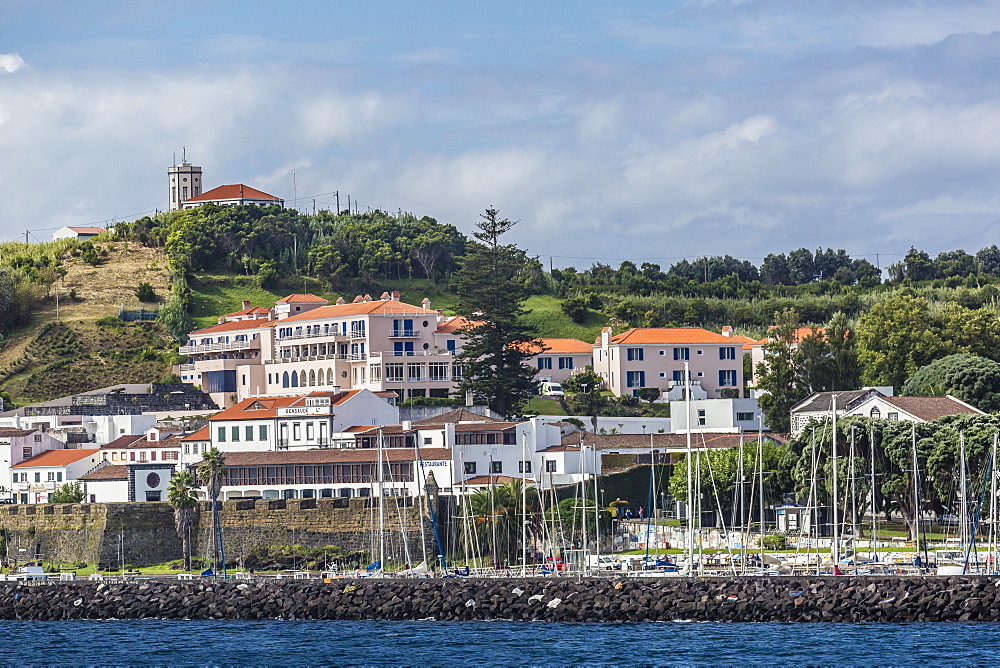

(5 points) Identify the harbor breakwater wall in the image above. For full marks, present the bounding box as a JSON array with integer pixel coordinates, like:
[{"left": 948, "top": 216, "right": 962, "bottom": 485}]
[
  {"left": 0, "top": 499, "right": 429, "bottom": 569},
  {"left": 3, "top": 576, "right": 1000, "bottom": 622}
]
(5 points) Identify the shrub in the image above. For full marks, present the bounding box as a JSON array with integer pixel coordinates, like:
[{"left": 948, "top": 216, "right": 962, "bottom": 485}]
[
  {"left": 95, "top": 316, "right": 122, "bottom": 329},
  {"left": 135, "top": 282, "right": 156, "bottom": 303}
]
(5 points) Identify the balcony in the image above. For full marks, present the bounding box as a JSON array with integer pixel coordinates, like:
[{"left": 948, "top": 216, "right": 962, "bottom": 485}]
[
  {"left": 179, "top": 340, "right": 254, "bottom": 354},
  {"left": 389, "top": 329, "right": 421, "bottom": 338},
  {"left": 277, "top": 329, "right": 344, "bottom": 342},
  {"left": 178, "top": 363, "right": 196, "bottom": 371},
  {"left": 346, "top": 330, "right": 367, "bottom": 340}
]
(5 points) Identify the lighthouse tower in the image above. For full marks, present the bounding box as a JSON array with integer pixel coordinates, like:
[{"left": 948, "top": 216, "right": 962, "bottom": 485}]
[{"left": 168, "top": 149, "right": 203, "bottom": 211}]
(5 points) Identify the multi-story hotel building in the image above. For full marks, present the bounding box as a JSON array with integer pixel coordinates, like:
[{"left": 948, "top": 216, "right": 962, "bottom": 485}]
[{"left": 178, "top": 292, "right": 467, "bottom": 407}]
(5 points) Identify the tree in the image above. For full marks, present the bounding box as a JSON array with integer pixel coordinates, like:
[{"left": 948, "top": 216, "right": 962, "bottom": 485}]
[
  {"left": 902, "top": 354, "right": 1000, "bottom": 412},
  {"left": 856, "top": 295, "right": 944, "bottom": 390},
  {"left": 464, "top": 480, "right": 538, "bottom": 564},
  {"left": 636, "top": 387, "right": 661, "bottom": 407},
  {"left": 135, "top": 282, "right": 156, "bottom": 303},
  {"left": 825, "top": 311, "right": 861, "bottom": 390},
  {"left": 453, "top": 208, "right": 542, "bottom": 417},
  {"left": 199, "top": 448, "right": 227, "bottom": 572},
  {"left": 48, "top": 482, "right": 84, "bottom": 503},
  {"left": 796, "top": 327, "right": 833, "bottom": 394},
  {"left": 563, "top": 366, "right": 608, "bottom": 430},
  {"left": 167, "top": 470, "right": 199, "bottom": 571},
  {"left": 755, "top": 309, "right": 808, "bottom": 433}
]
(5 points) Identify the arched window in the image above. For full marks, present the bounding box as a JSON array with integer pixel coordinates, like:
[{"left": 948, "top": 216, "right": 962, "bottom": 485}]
[
  {"left": 309, "top": 370, "right": 316, "bottom": 386},
  {"left": 282, "top": 371, "right": 289, "bottom": 388},
  {"left": 318, "top": 369, "right": 325, "bottom": 386},
  {"left": 870, "top": 406, "right": 881, "bottom": 418},
  {"left": 291, "top": 371, "right": 299, "bottom": 387},
  {"left": 328, "top": 368, "right": 335, "bottom": 385}
]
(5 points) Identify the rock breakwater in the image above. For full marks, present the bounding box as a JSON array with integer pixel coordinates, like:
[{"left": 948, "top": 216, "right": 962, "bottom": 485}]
[{"left": 3, "top": 576, "right": 1000, "bottom": 622}]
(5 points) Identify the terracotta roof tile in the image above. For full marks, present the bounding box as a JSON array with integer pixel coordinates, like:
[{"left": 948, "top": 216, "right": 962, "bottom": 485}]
[
  {"left": 523, "top": 338, "right": 594, "bottom": 354},
  {"left": 13, "top": 449, "right": 100, "bottom": 468},
  {"left": 181, "top": 426, "right": 210, "bottom": 441},
  {"left": 609, "top": 328, "right": 736, "bottom": 345},
  {"left": 209, "top": 391, "right": 361, "bottom": 421},
  {"left": 278, "top": 299, "right": 438, "bottom": 323},
  {"left": 188, "top": 319, "right": 275, "bottom": 336},
  {"left": 66, "top": 226, "right": 105, "bottom": 234},
  {"left": 101, "top": 435, "right": 144, "bottom": 450},
  {"left": 412, "top": 408, "right": 503, "bottom": 427},
  {"left": 435, "top": 316, "right": 477, "bottom": 334},
  {"left": 78, "top": 464, "right": 128, "bottom": 481},
  {"left": 184, "top": 184, "right": 281, "bottom": 203},
  {"left": 275, "top": 294, "right": 330, "bottom": 304}
]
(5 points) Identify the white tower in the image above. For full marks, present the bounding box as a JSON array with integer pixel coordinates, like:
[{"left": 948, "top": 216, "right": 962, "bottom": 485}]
[{"left": 168, "top": 148, "right": 203, "bottom": 211}]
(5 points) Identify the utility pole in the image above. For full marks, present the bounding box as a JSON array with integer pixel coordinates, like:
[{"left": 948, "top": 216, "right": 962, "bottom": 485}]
[{"left": 336, "top": 191, "right": 340, "bottom": 214}]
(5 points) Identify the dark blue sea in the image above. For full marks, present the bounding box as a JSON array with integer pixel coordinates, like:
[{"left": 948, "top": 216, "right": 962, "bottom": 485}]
[{"left": 1, "top": 620, "right": 999, "bottom": 665}]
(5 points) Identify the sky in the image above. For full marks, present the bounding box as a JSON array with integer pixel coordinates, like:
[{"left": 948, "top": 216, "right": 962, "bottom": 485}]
[{"left": 2, "top": 0, "right": 1000, "bottom": 270}]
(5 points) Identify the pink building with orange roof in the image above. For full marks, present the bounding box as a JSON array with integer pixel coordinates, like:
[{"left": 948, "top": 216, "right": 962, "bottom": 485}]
[{"left": 593, "top": 327, "right": 745, "bottom": 400}]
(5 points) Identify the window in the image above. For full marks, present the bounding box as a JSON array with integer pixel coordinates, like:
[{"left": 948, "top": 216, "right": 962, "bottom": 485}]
[
  {"left": 151, "top": 451, "right": 157, "bottom": 461},
  {"left": 33, "top": 435, "right": 41, "bottom": 442},
  {"left": 545, "top": 460, "right": 557, "bottom": 473},
  {"left": 627, "top": 348, "right": 643, "bottom": 361},
  {"left": 231, "top": 426, "right": 240, "bottom": 442},
  {"left": 293, "top": 423, "right": 301, "bottom": 440},
  {"left": 736, "top": 412, "right": 755, "bottom": 422},
  {"left": 245, "top": 426, "right": 254, "bottom": 441},
  {"left": 408, "top": 363, "right": 425, "bottom": 382},
  {"left": 35, "top": 472, "right": 41, "bottom": 483},
  {"left": 537, "top": 357, "right": 553, "bottom": 370},
  {"left": 57, "top": 472, "right": 63, "bottom": 482},
  {"left": 386, "top": 363, "right": 404, "bottom": 382},
  {"left": 452, "top": 363, "right": 465, "bottom": 380},
  {"left": 490, "top": 461, "right": 503, "bottom": 474},
  {"left": 370, "top": 364, "right": 381, "bottom": 382},
  {"left": 145, "top": 491, "right": 162, "bottom": 502},
  {"left": 626, "top": 370, "right": 645, "bottom": 388},
  {"left": 870, "top": 407, "right": 881, "bottom": 418},
  {"left": 558, "top": 357, "right": 573, "bottom": 370},
  {"left": 697, "top": 409, "right": 706, "bottom": 426},
  {"left": 464, "top": 462, "right": 477, "bottom": 475},
  {"left": 519, "top": 460, "right": 532, "bottom": 473},
  {"left": 720, "top": 346, "right": 736, "bottom": 360},
  {"left": 887, "top": 412, "right": 899, "bottom": 421},
  {"left": 130, "top": 452, "right": 136, "bottom": 462},
  {"left": 47, "top": 472, "right": 55, "bottom": 481},
  {"left": 446, "top": 339, "right": 457, "bottom": 352},
  {"left": 673, "top": 347, "right": 690, "bottom": 361},
  {"left": 22, "top": 447, "right": 32, "bottom": 459},
  {"left": 164, "top": 451, "right": 178, "bottom": 461},
  {"left": 429, "top": 362, "right": 449, "bottom": 381},
  {"left": 259, "top": 425, "right": 268, "bottom": 441},
  {"left": 718, "top": 370, "right": 738, "bottom": 386},
  {"left": 306, "top": 422, "right": 315, "bottom": 440},
  {"left": 217, "top": 427, "right": 226, "bottom": 442}
]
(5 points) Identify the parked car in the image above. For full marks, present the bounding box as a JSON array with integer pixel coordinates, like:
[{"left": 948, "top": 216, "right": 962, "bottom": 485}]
[{"left": 540, "top": 382, "right": 564, "bottom": 397}]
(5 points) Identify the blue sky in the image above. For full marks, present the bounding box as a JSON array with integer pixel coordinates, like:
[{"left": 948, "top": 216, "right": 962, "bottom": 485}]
[{"left": 3, "top": 1, "right": 1000, "bottom": 268}]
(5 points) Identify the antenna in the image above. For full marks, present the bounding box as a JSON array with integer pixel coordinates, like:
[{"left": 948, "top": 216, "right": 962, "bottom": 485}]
[{"left": 182, "top": 146, "right": 187, "bottom": 164}]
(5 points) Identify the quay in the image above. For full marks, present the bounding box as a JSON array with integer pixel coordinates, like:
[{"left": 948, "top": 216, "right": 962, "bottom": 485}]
[{"left": 2, "top": 576, "right": 1000, "bottom": 623}]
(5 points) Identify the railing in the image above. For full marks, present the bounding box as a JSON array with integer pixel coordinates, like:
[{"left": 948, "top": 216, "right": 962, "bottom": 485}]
[
  {"left": 178, "top": 364, "right": 196, "bottom": 371},
  {"left": 385, "top": 350, "right": 455, "bottom": 357},
  {"left": 347, "top": 330, "right": 367, "bottom": 339},
  {"left": 668, "top": 379, "right": 702, "bottom": 388},
  {"left": 179, "top": 340, "right": 253, "bottom": 354},
  {"left": 389, "top": 329, "right": 420, "bottom": 338},
  {"left": 277, "top": 330, "right": 344, "bottom": 342}
]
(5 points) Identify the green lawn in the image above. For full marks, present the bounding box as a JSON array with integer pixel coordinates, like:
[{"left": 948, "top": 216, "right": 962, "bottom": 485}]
[
  {"left": 525, "top": 397, "right": 567, "bottom": 415},
  {"left": 523, "top": 295, "right": 607, "bottom": 341}
]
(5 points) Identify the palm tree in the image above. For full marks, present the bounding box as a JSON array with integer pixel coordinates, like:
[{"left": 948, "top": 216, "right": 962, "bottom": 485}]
[
  {"left": 166, "top": 471, "right": 198, "bottom": 571},
  {"left": 466, "top": 480, "right": 537, "bottom": 564},
  {"left": 199, "top": 448, "right": 227, "bottom": 573}
]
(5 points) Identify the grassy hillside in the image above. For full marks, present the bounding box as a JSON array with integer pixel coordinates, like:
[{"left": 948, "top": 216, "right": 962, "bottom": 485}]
[{"left": 522, "top": 295, "right": 607, "bottom": 342}]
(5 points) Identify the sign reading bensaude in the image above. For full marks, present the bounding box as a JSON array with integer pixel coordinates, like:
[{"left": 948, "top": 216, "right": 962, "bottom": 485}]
[{"left": 277, "top": 406, "right": 332, "bottom": 416}]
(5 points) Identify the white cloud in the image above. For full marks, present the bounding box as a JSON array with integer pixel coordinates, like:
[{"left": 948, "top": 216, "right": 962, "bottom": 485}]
[{"left": 0, "top": 53, "right": 25, "bottom": 74}]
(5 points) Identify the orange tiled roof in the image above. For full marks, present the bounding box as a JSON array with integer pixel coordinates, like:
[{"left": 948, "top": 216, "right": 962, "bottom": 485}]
[
  {"left": 435, "top": 316, "right": 476, "bottom": 334},
  {"left": 276, "top": 294, "right": 329, "bottom": 304},
  {"left": 225, "top": 306, "right": 271, "bottom": 318},
  {"left": 609, "top": 328, "right": 736, "bottom": 345},
  {"left": 13, "top": 449, "right": 100, "bottom": 468},
  {"left": 209, "top": 391, "right": 361, "bottom": 421},
  {"left": 185, "top": 184, "right": 281, "bottom": 203},
  {"left": 181, "top": 426, "right": 211, "bottom": 441},
  {"left": 529, "top": 338, "right": 593, "bottom": 354},
  {"left": 278, "top": 299, "right": 439, "bottom": 323},
  {"left": 188, "top": 318, "right": 275, "bottom": 336},
  {"left": 66, "top": 226, "right": 105, "bottom": 234}
]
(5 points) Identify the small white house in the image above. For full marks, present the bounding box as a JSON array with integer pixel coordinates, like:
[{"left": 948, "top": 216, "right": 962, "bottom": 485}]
[
  {"left": 78, "top": 462, "right": 176, "bottom": 503},
  {"left": 51, "top": 226, "right": 105, "bottom": 241},
  {"left": 10, "top": 448, "right": 102, "bottom": 504},
  {"left": 0, "top": 428, "right": 67, "bottom": 501}
]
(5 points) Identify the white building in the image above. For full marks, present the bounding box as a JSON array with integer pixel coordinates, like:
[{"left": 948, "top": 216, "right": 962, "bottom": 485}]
[
  {"left": 181, "top": 183, "right": 283, "bottom": 210},
  {"left": 51, "top": 226, "right": 105, "bottom": 241},
  {"left": 669, "top": 398, "right": 764, "bottom": 433},
  {"left": 10, "top": 449, "right": 102, "bottom": 504},
  {"left": 0, "top": 428, "right": 66, "bottom": 502},
  {"left": 78, "top": 462, "right": 177, "bottom": 503},
  {"left": 206, "top": 389, "right": 398, "bottom": 452}
]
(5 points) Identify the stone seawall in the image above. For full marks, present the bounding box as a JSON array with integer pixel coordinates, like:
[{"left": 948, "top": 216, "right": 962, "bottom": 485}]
[
  {"left": 0, "top": 499, "right": 431, "bottom": 569},
  {"left": 2, "top": 576, "right": 1000, "bottom": 622}
]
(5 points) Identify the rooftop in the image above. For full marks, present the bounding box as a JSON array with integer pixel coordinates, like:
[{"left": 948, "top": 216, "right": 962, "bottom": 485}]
[
  {"left": 606, "top": 328, "right": 737, "bottom": 345},
  {"left": 193, "top": 447, "right": 452, "bottom": 466},
  {"left": 13, "top": 449, "right": 101, "bottom": 468},
  {"left": 184, "top": 184, "right": 281, "bottom": 203}
]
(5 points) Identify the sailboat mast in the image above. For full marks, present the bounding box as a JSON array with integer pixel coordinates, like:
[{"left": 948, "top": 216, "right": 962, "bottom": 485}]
[
  {"left": 911, "top": 424, "right": 921, "bottom": 565},
  {"left": 960, "top": 432, "right": 969, "bottom": 558},
  {"left": 685, "top": 360, "right": 694, "bottom": 571},
  {"left": 992, "top": 432, "right": 998, "bottom": 573},
  {"left": 850, "top": 426, "right": 858, "bottom": 572},
  {"left": 592, "top": 441, "right": 601, "bottom": 566},
  {"left": 378, "top": 427, "right": 385, "bottom": 571},
  {"left": 831, "top": 394, "right": 840, "bottom": 569},
  {"left": 521, "top": 429, "right": 528, "bottom": 577},
  {"left": 758, "top": 425, "right": 764, "bottom": 568},
  {"left": 870, "top": 425, "right": 878, "bottom": 561}
]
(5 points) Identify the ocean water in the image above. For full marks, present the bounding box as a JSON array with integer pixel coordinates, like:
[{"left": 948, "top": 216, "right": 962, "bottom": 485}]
[{"left": 2, "top": 619, "right": 999, "bottom": 666}]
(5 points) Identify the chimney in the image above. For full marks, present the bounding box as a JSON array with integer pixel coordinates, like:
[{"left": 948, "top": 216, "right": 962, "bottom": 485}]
[
  {"left": 336, "top": 297, "right": 346, "bottom": 305},
  {"left": 421, "top": 298, "right": 431, "bottom": 310},
  {"left": 391, "top": 291, "right": 401, "bottom": 302},
  {"left": 380, "top": 292, "right": 390, "bottom": 301},
  {"left": 242, "top": 300, "right": 251, "bottom": 309},
  {"left": 401, "top": 420, "right": 412, "bottom": 431},
  {"left": 217, "top": 316, "right": 225, "bottom": 324},
  {"left": 352, "top": 295, "right": 363, "bottom": 303},
  {"left": 363, "top": 294, "right": 372, "bottom": 302},
  {"left": 721, "top": 326, "right": 732, "bottom": 338}
]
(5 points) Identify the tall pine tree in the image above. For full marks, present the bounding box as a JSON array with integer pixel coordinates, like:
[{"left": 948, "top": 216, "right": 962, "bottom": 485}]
[
  {"left": 755, "top": 308, "right": 808, "bottom": 432},
  {"left": 453, "top": 208, "right": 541, "bottom": 417}
]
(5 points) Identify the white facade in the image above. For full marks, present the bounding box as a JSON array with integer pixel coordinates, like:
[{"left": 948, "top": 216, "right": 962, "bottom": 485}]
[
  {"left": 0, "top": 429, "right": 66, "bottom": 501},
  {"left": 669, "top": 398, "right": 764, "bottom": 433},
  {"left": 168, "top": 158, "right": 203, "bottom": 211},
  {"left": 79, "top": 462, "right": 177, "bottom": 503},
  {"left": 10, "top": 449, "right": 102, "bottom": 504}
]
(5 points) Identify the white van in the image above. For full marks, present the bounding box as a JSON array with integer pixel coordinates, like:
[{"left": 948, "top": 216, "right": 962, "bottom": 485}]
[{"left": 540, "top": 381, "right": 564, "bottom": 397}]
